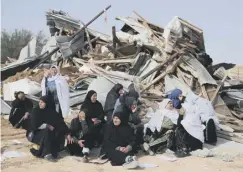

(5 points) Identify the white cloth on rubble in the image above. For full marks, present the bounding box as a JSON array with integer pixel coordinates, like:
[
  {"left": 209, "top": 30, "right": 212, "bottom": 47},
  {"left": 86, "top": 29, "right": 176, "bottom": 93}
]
[
  {"left": 196, "top": 97, "right": 219, "bottom": 129},
  {"left": 144, "top": 99, "right": 179, "bottom": 134},
  {"left": 41, "top": 65, "right": 70, "bottom": 118},
  {"left": 181, "top": 93, "right": 205, "bottom": 143}
]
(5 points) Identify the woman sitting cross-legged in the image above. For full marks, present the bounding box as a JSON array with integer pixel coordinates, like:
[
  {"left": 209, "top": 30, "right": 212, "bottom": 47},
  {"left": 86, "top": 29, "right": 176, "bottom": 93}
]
[
  {"left": 143, "top": 99, "right": 179, "bottom": 155},
  {"left": 66, "top": 109, "right": 95, "bottom": 162},
  {"left": 28, "top": 96, "right": 69, "bottom": 162},
  {"left": 80, "top": 90, "right": 105, "bottom": 146},
  {"left": 9, "top": 91, "right": 33, "bottom": 130},
  {"left": 103, "top": 112, "right": 139, "bottom": 169}
]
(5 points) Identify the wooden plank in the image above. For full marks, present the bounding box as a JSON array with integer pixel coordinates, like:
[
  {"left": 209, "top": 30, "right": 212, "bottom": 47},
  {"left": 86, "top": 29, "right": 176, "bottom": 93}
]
[
  {"left": 91, "top": 58, "right": 135, "bottom": 64},
  {"left": 112, "top": 26, "right": 122, "bottom": 46},
  {"left": 206, "top": 85, "right": 232, "bottom": 117},
  {"left": 141, "top": 52, "right": 179, "bottom": 81},
  {"left": 132, "top": 11, "right": 166, "bottom": 56},
  {"left": 70, "top": 5, "right": 111, "bottom": 44},
  {"left": 141, "top": 56, "right": 182, "bottom": 92},
  {"left": 201, "top": 85, "right": 209, "bottom": 100},
  {"left": 85, "top": 28, "right": 93, "bottom": 52},
  {"left": 112, "top": 26, "right": 117, "bottom": 58},
  {"left": 231, "top": 110, "right": 243, "bottom": 120},
  {"left": 211, "top": 74, "right": 228, "bottom": 105},
  {"left": 107, "top": 45, "right": 125, "bottom": 57}
]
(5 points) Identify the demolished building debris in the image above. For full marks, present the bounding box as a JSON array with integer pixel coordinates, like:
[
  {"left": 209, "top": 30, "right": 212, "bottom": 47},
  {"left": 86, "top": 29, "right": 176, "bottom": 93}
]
[{"left": 1, "top": 6, "right": 243, "bottom": 144}]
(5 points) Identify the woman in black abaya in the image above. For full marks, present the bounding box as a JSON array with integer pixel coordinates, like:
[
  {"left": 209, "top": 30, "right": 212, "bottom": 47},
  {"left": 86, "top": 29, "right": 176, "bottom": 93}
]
[
  {"left": 9, "top": 91, "right": 33, "bottom": 130},
  {"left": 66, "top": 109, "right": 95, "bottom": 162},
  {"left": 103, "top": 112, "right": 139, "bottom": 169},
  {"left": 28, "top": 96, "right": 68, "bottom": 162},
  {"left": 104, "top": 84, "right": 123, "bottom": 122},
  {"left": 80, "top": 90, "right": 105, "bottom": 145}
]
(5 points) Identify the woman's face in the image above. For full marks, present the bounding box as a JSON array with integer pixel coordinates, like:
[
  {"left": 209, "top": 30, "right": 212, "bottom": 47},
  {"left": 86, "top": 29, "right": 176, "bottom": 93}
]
[
  {"left": 119, "top": 89, "right": 124, "bottom": 96},
  {"left": 39, "top": 100, "right": 46, "bottom": 109},
  {"left": 79, "top": 111, "right": 86, "bottom": 120},
  {"left": 113, "top": 116, "right": 121, "bottom": 126},
  {"left": 178, "top": 94, "right": 183, "bottom": 101},
  {"left": 91, "top": 93, "right": 97, "bottom": 103},
  {"left": 166, "top": 101, "right": 173, "bottom": 110},
  {"left": 18, "top": 93, "right": 25, "bottom": 100},
  {"left": 130, "top": 104, "right": 137, "bottom": 113},
  {"left": 50, "top": 67, "right": 58, "bottom": 76}
]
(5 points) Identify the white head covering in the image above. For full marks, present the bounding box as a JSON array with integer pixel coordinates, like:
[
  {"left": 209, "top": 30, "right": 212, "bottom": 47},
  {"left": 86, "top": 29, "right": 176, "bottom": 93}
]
[
  {"left": 48, "top": 65, "right": 60, "bottom": 82},
  {"left": 196, "top": 97, "right": 219, "bottom": 128},
  {"left": 41, "top": 65, "right": 70, "bottom": 118},
  {"left": 181, "top": 92, "right": 204, "bottom": 143},
  {"left": 146, "top": 99, "right": 179, "bottom": 133},
  {"left": 160, "top": 99, "right": 179, "bottom": 125}
]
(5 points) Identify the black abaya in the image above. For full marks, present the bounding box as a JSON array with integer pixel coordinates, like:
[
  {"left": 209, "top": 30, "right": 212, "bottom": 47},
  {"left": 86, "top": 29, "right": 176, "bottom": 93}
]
[
  {"left": 174, "top": 115, "right": 203, "bottom": 155},
  {"left": 29, "top": 106, "right": 68, "bottom": 158},
  {"left": 103, "top": 112, "right": 135, "bottom": 166},
  {"left": 80, "top": 90, "right": 105, "bottom": 144},
  {"left": 104, "top": 84, "right": 123, "bottom": 122},
  {"left": 204, "top": 119, "right": 217, "bottom": 144},
  {"left": 9, "top": 98, "right": 33, "bottom": 130},
  {"left": 67, "top": 117, "right": 95, "bottom": 156}
]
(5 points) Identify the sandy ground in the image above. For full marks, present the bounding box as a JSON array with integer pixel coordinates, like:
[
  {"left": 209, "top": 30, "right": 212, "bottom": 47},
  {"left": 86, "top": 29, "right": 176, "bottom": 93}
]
[{"left": 1, "top": 117, "right": 243, "bottom": 172}]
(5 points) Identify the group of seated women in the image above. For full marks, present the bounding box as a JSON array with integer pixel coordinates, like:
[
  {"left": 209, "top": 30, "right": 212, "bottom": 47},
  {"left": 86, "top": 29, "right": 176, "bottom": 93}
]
[{"left": 9, "top": 85, "right": 218, "bottom": 169}]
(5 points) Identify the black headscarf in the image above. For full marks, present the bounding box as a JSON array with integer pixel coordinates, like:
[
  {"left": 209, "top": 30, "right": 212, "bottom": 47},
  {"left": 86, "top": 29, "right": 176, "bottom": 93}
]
[
  {"left": 9, "top": 92, "right": 33, "bottom": 127},
  {"left": 80, "top": 90, "right": 105, "bottom": 121},
  {"left": 104, "top": 84, "right": 123, "bottom": 113},
  {"left": 40, "top": 96, "right": 48, "bottom": 103},
  {"left": 30, "top": 96, "right": 68, "bottom": 133},
  {"left": 103, "top": 112, "right": 135, "bottom": 149},
  {"left": 114, "top": 95, "right": 138, "bottom": 124}
]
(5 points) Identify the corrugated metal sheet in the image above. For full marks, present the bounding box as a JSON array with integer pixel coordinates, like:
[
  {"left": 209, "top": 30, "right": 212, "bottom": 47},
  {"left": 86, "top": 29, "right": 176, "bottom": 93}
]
[
  {"left": 179, "top": 54, "right": 217, "bottom": 85},
  {"left": 164, "top": 74, "right": 193, "bottom": 96}
]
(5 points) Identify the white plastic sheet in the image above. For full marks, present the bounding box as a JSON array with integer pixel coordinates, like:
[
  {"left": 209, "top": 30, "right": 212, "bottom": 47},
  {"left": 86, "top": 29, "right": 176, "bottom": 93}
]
[
  {"left": 3, "top": 78, "right": 42, "bottom": 101},
  {"left": 139, "top": 163, "right": 158, "bottom": 168},
  {"left": 1, "top": 151, "right": 26, "bottom": 162},
  {"left": 157, "top": 155, "right": 177, "bottom": 162},
  {"left": 18, "top": 37, "right": 37, "bottom": 62}
]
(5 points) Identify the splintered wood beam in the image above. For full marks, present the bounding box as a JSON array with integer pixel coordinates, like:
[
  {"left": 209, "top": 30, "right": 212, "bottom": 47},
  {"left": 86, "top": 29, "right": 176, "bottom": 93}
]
[
  {"left": 211, "top": 74, "right": 228, "bottom": 105},
  {"left": 141, "top": 56, "right": 182, "bottom": 92},
  {"left": 85, "top": 28, "right": 93, "bottom": 52},
  {"left": 107, "top": 45, "right": 125, "bottom": 57},
  {"left": 91, "top": 58, "right": 135, "bottom": 64},
  {"left": 112, "top": 26, "right": 122, "bottom": 46},
  {"left": 141, "top": 52, "right": 179, "bottom": 81},
  {"left": 201, "top": 85, "right": 209, "bottom": 100},
  {"left": 112, "top": 26, "right": 117, "bottom": 58}
]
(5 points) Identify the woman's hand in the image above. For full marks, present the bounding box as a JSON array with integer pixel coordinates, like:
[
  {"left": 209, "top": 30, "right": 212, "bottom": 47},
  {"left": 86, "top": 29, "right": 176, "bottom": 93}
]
[
  {"left": 47, "top": 124, "right": 54, "bottom": 131},
  {"left": 119, "top": 147, "right": 126, "bottom": 152},
  {"left": 44, "top": 70, "right": 50, "bottom": 78},
  {"left": 23, "top": 112, "right": 30, "bottom": 119},
  {"left": 92, "top": 118, "right": 100, "bottom": 125},
  {"left": 67, "top": 135, "right": 74, "bottom": 144},
  {"left": 78, "top": 140, "right": 85, "bottom": 148},
  {"left": 122, "top": 147, "right": 129, "bottom": 153}
]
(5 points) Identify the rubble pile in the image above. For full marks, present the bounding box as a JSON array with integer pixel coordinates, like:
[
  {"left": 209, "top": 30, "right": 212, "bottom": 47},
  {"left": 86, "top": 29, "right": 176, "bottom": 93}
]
[{"left": 1, "top": 6, "right": 243, "bottom": 143}]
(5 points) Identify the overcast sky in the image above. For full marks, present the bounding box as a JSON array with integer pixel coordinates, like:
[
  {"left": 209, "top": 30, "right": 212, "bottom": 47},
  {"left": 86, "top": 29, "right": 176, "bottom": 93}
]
[{"left": 1, "top": 0, "right": 243, "bottom": 64}]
